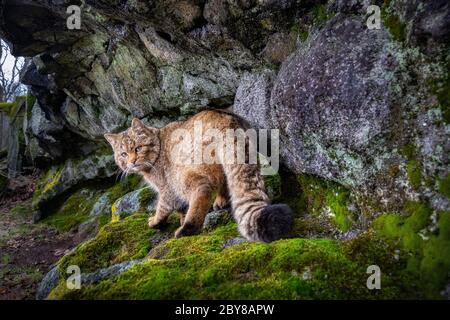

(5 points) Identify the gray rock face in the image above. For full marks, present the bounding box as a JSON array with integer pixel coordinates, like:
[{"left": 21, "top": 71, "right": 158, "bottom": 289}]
[
  {"left": 112, "top": 188, "right": 156, "bottom": 221},
  {"left": 33, "top": 151, "right": 117, "bottom": 213},
  {"left": 81, "top": 260, "right": 142, "bottom": 286},
  {"left": 1, "top": 0, "right": 449, "bottom": 216},
  {"left": 89, "top": 193, "right": 112, "bottom": 217},
  {"left": 203, "top": 210, "right": 232, "bottom": 230},
  {"left": 37, "top": 260, "right": 142, "bottom": 299},
  {"left": 271, "top": 15, "right": 393, "bottom": 188},
  {"left": 223, "top": 237, "right": 248, "bottom": 248},
  {"left": 36, "top": 266, "right": 59, "bottom": 300},
  {"left": 234, "top": 10, "right": 450, "bottom": 211},
  {"left": 234, "top": 70, "right": 276, "bottom": 130}
]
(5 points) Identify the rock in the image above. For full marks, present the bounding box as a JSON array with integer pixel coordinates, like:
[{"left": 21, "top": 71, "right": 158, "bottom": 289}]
[
  {"left": 81, "top": 260, "right": 142, "bottom": 286},
  {"left": 32, "top": 150, "right": 117, "bottom": 214},
  {"left": 223, "top": 237, "right": 248, "bottom": 248},
  {"left": 89, "top": 193, "right": 112, "bottom": 217},
  {"left": 204, "top": 0, "right": 229, "bottom": 25},
  {"left": 203, "top": 210, "right": 232, "bottom": 230},
  {"left": 261, "top": 32, "right": 296, "bottom": 65},
  {"left": 328, "top": 0, "right": 377, "bottom": 14},
  {"left": 111, "top": 188, "right": 156, "bottom": 221},
  {"left": 233, "top": 70, "right": 276, "bottom": 130},
  {"left": 36, "top": 266, "right": 59, "bottom": 300},
  {"left": 270, "top": 15, "right": 393, "bottom": 189}
]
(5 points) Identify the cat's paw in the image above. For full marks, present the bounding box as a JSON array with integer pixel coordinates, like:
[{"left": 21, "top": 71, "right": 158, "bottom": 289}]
[
  {"left": 174, "top": 223, "right": 200, "bottom": 238},
  {"left": 213, "top": 195, "right": 230, "bottom": 211},
  {"left": 148, "top": 216, "right": 167, "bottom": 229}
]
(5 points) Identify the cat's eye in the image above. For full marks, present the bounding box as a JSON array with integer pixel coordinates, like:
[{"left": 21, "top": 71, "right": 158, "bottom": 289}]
[
  {"left": 135, "top": 146, "right": 143, "bottom": 152},
  {"left": 148, "top": 143, "right": 155, "bottom": 148},
  {"left": 121, "top": 152, "right": 128, "bottom": 157}
]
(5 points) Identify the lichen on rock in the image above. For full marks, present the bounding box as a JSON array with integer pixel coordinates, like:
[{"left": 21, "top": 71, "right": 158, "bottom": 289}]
[{"left": 0, "top": 0, "right": 448, "bottom": 300}]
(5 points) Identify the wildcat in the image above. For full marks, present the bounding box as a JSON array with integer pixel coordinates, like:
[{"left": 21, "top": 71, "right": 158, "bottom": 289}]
[{"left": 104, "top": 110, "right": 293, "bottom": 242}]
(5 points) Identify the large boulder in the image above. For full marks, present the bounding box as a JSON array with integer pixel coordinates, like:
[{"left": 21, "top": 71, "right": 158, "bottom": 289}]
[
  {"left": 32, "top": 150, "right": 117, "bottom": 217},
  {"left": 235, "top": 9, "right": 450, "bottom": 213}
]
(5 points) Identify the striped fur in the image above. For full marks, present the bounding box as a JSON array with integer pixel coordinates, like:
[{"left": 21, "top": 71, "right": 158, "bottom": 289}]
[{"left": 105, "top": 110, "right": 293, "bottom": 242}]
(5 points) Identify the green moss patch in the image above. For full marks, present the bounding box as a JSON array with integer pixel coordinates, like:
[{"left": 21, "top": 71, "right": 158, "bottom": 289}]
[
  {"left": 41, "top": 188, "right": 102, "bottom": 231},
  {"left": 0, "top": 102, "right": 14, "bottom": 114},
  {"left": 58, "top": 214, "right": 156, "bottom": 275},
  {"left": 373, "top": 202, "right": 450, "bottom": 298},
  {"left": 50, "top": 226, "right": 406, "bottom": 300},
  {"left": 406, "top": 160, "right": 422, "bottom": 189},
  {"left": 438, "top": 174, "right": 450, "bottom": 199},
  {"left": 296, "top": 175, "right": 355, "bottom": 232}
]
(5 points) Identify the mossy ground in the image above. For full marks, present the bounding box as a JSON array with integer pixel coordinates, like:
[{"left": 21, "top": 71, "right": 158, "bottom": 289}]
[
  {"left": 41, "top": 188, "right": 103, "bottom": 231},
  {"left": 373, "top": 202, "right": 450, "bottom": 299},
  {"left": 38, "top": 174, "right": 142, "bottom": 232},
  {"left": 50, "top": 216, "right": 410, "bottom": 300},
  {"left": 43, "top": 172, "right": 449, "bottom": 300}
]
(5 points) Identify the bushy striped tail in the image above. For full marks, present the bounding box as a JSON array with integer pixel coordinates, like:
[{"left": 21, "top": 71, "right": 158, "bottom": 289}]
[{"left": 223, "top": 162, "right": 293, "bottom": 242}]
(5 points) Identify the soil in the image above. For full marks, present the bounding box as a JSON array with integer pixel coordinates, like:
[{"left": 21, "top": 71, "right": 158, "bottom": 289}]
[{"left": 0, "top": 172, "right": 85, "bottom": 300}]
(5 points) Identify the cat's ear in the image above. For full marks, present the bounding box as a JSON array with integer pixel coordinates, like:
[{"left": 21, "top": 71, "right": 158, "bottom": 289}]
[
  {"left": 104, "top": 133, "right": 119, "bottom": 146},
  {"left": 131, "top": 118, "right": 146, "bottom": 131}
]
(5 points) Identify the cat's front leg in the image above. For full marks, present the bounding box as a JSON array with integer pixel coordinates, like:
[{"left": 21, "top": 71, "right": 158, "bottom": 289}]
[
  {"left": 148, "top": 192, "right": 173, "bottom": 229},
  {"left": 175, "top": 184, "right": 213, "bottom": 238}
]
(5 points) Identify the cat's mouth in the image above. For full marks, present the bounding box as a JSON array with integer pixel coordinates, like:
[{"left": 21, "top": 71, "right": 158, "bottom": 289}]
[{"left": 127, "top": 163, "right": 151, "bottom": 172}]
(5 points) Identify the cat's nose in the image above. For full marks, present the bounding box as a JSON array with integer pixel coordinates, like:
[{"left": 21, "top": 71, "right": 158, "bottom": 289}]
[{"left": 129, "top": 154, "right": 137, "bottom": 164}]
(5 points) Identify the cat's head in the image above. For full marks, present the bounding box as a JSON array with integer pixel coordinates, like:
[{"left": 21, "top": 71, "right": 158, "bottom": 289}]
[{"left": 104, "top": 118, "right": 160, "bottom": 173}]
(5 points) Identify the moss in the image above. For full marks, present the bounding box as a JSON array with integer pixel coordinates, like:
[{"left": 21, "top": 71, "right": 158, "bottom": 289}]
[
  {"left": 400, "top": 144, "right": 422, "bottom": 190},
  {"left": 264, "top": 173, "right": 282, "bottom": 202},
  {"left": 26, "top": 93, "right": 36, "bottom": 120},
  {"left": 57, "top": 214, "right": 155, "bottom": 275},
  {"left": 400, "top": 144, "right": 416, "bottom": 160},
  {"left": 373, "top": 202, "right": 450, "bottom": 298},
  {"left": 406, "top": 160, "right": 422, "bottom": 189},
  {"left": 0, "top": 102, "right": 14, "bottom": 114},
  {"left": 290, "top": 22, "right": 309, "bottom": 42},
  {"left": 312, "top": 4, "right": 331, "bottom": 24},
  {"left": 382, "top": 9, "right": 406, "bottom": 42},
  {"left": 41, "top": 188, "right": 102, "bottom": 231},
  {"left": 105, "top": 175, "right": 141, "bottom": 203},
  {"left": 438, "top": 174, "right": 450, "bottom": 199},
  {"left": 297, "top": 175, "right": 354, "bottom": 232},
  {"left": 51, "top": 227, "right": 406, "bottom": 300},
  {"left": 10, "top": 96, "right": 26, "bottom": 117},
  {"left": 32, "top": 165, "right": 64, "bottom": 205}
]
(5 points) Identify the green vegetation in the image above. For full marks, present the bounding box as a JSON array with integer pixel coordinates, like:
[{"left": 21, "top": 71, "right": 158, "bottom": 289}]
[
  {"left": 49, "top": 216, "right": 408, "bottom": 299},
  {"left": 406, "top": 160, "right": 422, "bottom": 189},
  {"left": 40, "top": 167, "right": 450, "bottom": 300},
  {"left": 57, "top": 214, "right": 158, "bottom": 275},
  {"left": 400, "top": 144, "right": 423, "bottom": 190},
  {"left": 290, "top": 23, "right": 309, "bottom": 42},
  {"left": 0, "top": 102, "right": 14, "bottom": 114},
  {"left": 41, "top": 188, "right": 102, "bottom": 231},
  {"left": 32, "top": 164, "right": 64, "bottom": 206},
  {"left": 373, "top": 202, "right": 450, "bottom": 298},
  {"left": 312, "top": 4, "right": 332, "bottom": 24},
  {"left": 381, "top": 6, "right": 406, "bottom": 43},
  {"left": 438, "top": 174, "right": 450, "bottom": 199},
  {"left": 295, "top": 175, "right": 355, "bottom": 232}
]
